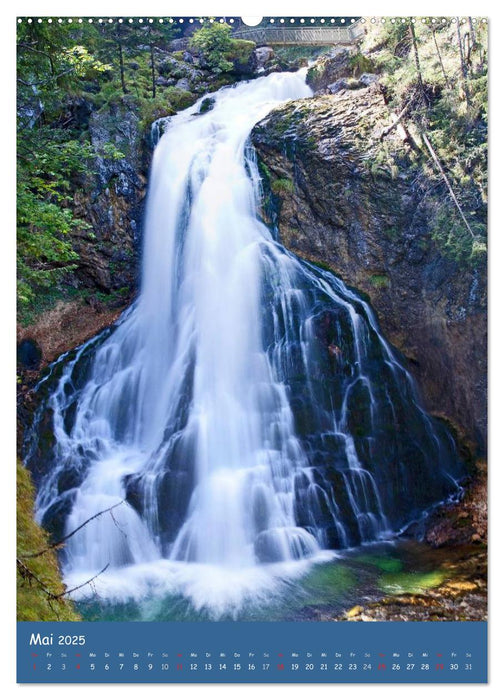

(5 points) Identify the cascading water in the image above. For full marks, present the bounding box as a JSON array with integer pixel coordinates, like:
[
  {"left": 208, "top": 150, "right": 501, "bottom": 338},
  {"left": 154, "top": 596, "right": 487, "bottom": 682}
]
[{"left": 26, "top": 69, "right": 463, "bottom": 617}]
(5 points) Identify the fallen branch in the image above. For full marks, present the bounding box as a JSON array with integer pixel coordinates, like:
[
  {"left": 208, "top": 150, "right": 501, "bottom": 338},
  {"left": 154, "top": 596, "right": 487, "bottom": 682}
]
[
  {"left": 422, "top": 133, "right": 476, "bottom": 239},
  {"left": 380, "top": 98, "right": 413, "bottom": 140},
  {"left": 56, "top": 564, "right": 110, "bottom": 599},
  {"left": 21, "top": 500, "right": 125, "bottom": 559},
  {"left": 17, "top": 557, "right": 109, "bottom": 599}
]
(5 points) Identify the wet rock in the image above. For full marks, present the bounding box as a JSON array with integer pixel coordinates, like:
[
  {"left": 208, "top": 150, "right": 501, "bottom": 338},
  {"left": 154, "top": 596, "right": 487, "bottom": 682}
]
[
  {"left": 252, "top": 86, "right": 487, "bottom": 453},
  {"left": 306, "top": 48, "right": 355, "bottom": 92},
  {"left": 176, "top": 77, "right": 191, "bottom": 92},
  {"left": 326, "top": 79, "right": 351, "bottom": 94},
  {"left": 199, "top": 97, "right": 215, "bottom": 114},
  {"left": 57, "top": 465, "right": 83, "bottom": 494},
  {"left": 346, "top": 605, "right": 364, "bottom": 618},
  {"left": 359, "top": 73, "right": 378, "bottom": 86},
  {"left": 17, "top": 338, "right": 42, "bottom": 370},
  {"left": 252, "top": 46, "right": 275, "bottom": 72},
  {"left": 155, "top": 76, "right": 174, "bottom": 87},
  {"left": 40, "top": 490, "right": 77, "bottom": 544},
  {"left": 335, "top": 546, "right": 487, "bottom": 622}
]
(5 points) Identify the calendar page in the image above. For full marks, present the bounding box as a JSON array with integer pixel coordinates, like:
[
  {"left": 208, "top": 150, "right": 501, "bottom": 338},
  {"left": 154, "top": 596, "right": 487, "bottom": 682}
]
[{"left": 16, "top": 14, "right": 488, "bottom": 684}]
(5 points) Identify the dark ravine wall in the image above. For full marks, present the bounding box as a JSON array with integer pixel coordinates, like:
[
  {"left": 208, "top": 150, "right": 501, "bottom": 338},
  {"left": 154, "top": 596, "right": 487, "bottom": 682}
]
[
  {"left": 252, "top": 85, "right": 486, "bottom": 455},
  {"left": 17, "top": 101, "right": 147, "bottom": 383},
  {"left": 71, "top": 98, "right": 148, "bottom": 296}
]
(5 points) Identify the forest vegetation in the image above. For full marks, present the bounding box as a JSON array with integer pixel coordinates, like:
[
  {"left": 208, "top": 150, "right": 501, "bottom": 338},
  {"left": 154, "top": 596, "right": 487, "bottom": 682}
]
[{"left": 17, "top": 18, "right": 487, "bottom": 318}]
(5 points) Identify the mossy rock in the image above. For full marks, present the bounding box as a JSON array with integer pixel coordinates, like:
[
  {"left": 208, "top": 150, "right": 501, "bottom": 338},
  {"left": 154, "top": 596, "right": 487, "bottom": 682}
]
[
  {"left": 17, "top": 461, "right": 80, "bottom": 621},
  {"left": 271, "top": 177, "right": 294, "bottom": 196}
]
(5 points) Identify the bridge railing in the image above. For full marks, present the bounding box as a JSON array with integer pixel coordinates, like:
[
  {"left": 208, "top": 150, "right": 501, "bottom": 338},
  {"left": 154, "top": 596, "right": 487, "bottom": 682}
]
[
  {"left": 170, "top": 24, "right": 365, "bottom": 50},
  {"left": 231, "top": 24, "right": 365, "bottom": 45}
]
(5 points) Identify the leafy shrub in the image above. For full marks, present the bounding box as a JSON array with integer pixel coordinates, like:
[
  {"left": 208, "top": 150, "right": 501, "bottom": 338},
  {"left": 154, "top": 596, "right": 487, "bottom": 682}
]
[{"left": 189, "top": 22, "right": 234, "bottom": 74}]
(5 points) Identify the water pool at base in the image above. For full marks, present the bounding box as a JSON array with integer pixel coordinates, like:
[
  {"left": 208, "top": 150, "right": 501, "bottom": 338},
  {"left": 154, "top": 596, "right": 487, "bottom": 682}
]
[{"left": 75, "top": 539, "right": 458, "bottom": 622}]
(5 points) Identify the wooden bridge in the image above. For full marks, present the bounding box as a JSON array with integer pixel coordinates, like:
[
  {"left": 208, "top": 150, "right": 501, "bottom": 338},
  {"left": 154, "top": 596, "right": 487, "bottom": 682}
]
[{"left": 231, "top": 24, "right": 365, "bottom": 46}]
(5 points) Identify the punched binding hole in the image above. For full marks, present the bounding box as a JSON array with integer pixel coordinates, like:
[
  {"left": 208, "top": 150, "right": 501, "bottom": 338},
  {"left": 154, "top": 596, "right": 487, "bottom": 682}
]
[{"left": 241, "top": 17, "right": 263, "bottom": 26}]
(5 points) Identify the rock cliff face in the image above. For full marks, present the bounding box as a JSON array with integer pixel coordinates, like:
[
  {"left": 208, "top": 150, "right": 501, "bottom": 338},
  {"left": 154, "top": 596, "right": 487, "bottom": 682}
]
[
  {"left": 71, "top": 98, "right": 149, "bottom": 296},
  {"left": 252, "top": 84, "right": 486, "bottom": 454},
  {"left": 17, "top": 99, "right": 148, "bottom": 377}
]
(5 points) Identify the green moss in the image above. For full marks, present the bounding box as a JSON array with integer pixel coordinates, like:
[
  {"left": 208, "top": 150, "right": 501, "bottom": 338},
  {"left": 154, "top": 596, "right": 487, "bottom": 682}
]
[
  {"left": 309, "top": 258, "right": 336, "bottom": 274},
  {"left": 369, "top": 273, "right": 390, "bottom": 289},
  {"left": 306, "top": 63, "right": 323, "bottom": 85},
  {"left": 258, "top": 161, "right": 271, "bottom": 180},
  {"left": 17, "top": 461, "right": 80, "bottom": 621},
  {"left": 271, "top": 177, "right": 295, "bottom": 195},
  {"left": 226, "top": 39, "right": 255, "bottom": 65},
  {"left": 378, "top": 570, "right": 445, "bottom": 595},
  {"left": 348, "top": 52, "right": 375, "bottom": 77}
]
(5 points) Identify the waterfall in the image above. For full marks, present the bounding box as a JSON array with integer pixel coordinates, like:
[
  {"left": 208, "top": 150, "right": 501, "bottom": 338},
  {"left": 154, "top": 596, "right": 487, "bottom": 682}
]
[{"left": 26, "top": 70, "right": 463, "bottom": 616}]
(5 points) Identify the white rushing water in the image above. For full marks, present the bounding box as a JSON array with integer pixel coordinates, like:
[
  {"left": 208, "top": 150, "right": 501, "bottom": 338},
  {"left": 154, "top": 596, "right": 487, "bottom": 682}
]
[
  {"left": 42, "top": 71, "right": 336, "bottom": 614},
  {"left": 32, "top": 68, "right": 462, "bottom": 617}
]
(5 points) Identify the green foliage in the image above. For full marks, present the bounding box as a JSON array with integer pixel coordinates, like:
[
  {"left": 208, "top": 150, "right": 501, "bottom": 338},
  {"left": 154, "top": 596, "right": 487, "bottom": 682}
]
[
  {"left": 16, "top": 23, "right": 111, "bottom": 311},
  {"left": 189, "top": 22, "right": 234, "bottom": 74},
  {"left": 17, "top": 130, "right": 95, "bottom": 306},
  {"left": 17, "top": 461, "right": 80, "bottom": 621},
  {"left": 271, "top": 177, "right": 295, "bottom": 195},
  {"left": 16, "top": 19, "right": 247, "bottom": 318},
  {"left": 98, "top": 142, "right": 125, "bottom": 160},
  {"left": 137, "top": 95, "right": 176, "bottom": 130},
  {"left": 361, "top": 18, "right": 487, "bottom": 263}
]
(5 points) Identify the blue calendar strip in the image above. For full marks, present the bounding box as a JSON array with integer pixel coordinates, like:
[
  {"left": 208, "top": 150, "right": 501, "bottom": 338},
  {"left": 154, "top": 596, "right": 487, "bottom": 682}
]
[{"left": 17, "top": 621, "right": 487, "bottom": 683}]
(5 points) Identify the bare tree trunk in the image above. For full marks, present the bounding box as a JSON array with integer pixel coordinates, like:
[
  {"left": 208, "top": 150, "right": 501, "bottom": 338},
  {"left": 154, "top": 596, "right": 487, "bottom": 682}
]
[
  {"left": 150, "top": 43, "right": 156, "bottom": 99},
  {"left": 410, "top": 21, "right": 428, "bottom": 106},
  {"left": 456, "top": 18, "right": 471, "bottom": 106},
  {"left": 468, "top": 16, "right": 477, "bottom": 64},
  {"left": 118, "top": 40, "right": 128, "bottom": 94},
  {"left": 431, "top": 28, "right": 450, "bottom": 88}
]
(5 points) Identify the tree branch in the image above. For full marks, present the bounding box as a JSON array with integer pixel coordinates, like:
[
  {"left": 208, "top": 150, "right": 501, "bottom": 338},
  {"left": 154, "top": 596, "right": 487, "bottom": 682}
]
[
  {"left": 380, "top": 97, "right": 413, "bottom": 140},
  {"left": 55, "top": 564, "right": 110, "bottom": 598},
  {"left": 17, "top": 68, "right": 75, "bottom": 88},
  {"left": 21, "top": 500, "right": 125, "bottom": 559},
  {"left": 17, "top": 557, "right": 110, "bottom": 600}
]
